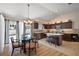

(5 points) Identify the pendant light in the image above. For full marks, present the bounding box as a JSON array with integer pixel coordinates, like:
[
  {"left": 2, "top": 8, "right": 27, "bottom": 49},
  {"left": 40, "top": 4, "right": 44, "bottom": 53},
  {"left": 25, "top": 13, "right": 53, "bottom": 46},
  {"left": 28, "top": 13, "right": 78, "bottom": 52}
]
[{"left": 24, "top": 4, "right": 32, "bottom": 24}]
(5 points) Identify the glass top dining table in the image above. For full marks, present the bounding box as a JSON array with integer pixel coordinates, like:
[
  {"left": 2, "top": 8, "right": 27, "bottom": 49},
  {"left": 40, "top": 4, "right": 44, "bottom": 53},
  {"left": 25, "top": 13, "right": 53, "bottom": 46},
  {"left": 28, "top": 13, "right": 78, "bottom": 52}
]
[{"left": 21, "top": 38, "right": 33, "bottom": 56}]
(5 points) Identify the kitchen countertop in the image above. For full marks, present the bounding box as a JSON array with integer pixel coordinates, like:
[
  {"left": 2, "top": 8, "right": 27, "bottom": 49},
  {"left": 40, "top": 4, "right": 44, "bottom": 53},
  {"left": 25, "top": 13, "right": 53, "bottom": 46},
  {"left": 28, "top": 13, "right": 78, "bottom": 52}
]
[{"left": 46, "top": 33, "right": 63, "bottom": 36}]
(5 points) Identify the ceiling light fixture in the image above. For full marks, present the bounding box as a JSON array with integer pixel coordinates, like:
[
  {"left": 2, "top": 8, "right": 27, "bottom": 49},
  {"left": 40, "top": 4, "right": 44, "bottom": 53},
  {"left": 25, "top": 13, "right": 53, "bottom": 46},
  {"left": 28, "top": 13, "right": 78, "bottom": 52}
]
[{"left": 24, "top": 4, "right": 32, "bottom": 24}]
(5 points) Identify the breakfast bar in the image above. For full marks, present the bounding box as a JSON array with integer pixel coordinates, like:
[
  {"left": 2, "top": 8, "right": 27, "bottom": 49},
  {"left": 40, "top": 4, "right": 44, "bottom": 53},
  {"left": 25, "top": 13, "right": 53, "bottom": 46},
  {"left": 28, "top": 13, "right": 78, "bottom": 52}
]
[{"left": 46, "top": 33, "right": 63, "bottom": 46}]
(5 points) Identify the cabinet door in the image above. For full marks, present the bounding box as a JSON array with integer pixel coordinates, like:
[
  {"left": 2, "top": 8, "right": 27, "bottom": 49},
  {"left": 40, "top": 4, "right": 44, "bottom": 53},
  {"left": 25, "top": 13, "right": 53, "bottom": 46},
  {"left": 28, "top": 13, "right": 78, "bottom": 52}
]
[
  {"left": 63, "top": 34, "right": 72, "bottom": 41},
  {"left": 67, "top": 22, "right": 72, "bottom": 28},
  {"left": 62, "top": 22, "right": 72, "bottom": 29},
  {"left": 43, "top": 24, "right": 52, "bottom": 29},
  {"left": 34, "top": 23, "right": 38, "bottom": 29},
  {"left": 48, "top": 24, "right": 52, "bottom": 29},
  {"left": 43, "top": 24, "right": 47, "bottom": 29},
  {"left": 55, "top": 23, "right": 62, "bottom": 29},
  {"left": 43, "top": 24, "right": 48, "bottom": 29},
  {"left": 52, "top": 24, "right": 56, "bottom": 29},
  {"left": 62, "top": 22, "right": 66, "bottom": 29}
]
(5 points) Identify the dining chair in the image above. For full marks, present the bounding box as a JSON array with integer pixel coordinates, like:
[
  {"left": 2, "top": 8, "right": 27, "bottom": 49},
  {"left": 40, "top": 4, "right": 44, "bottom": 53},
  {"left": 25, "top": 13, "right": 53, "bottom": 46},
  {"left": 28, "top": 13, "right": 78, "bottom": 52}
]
[
  {"left": 22, "top": 38, "right": 37, "bottom": 56},
  {"left": 32, "top": 37, "right": 39, "bottom": 48},
  {"left": 11, "top": 37, "right": 22, "bottom": 56},
  {"left": 33, "top": 34, "right": 40, "bottom": 47}
]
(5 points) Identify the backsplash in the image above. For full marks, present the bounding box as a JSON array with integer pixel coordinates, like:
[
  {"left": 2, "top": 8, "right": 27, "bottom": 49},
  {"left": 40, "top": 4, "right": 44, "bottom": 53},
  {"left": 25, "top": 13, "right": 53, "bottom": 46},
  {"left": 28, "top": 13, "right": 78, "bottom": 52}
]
[{"left": 32, "top": 29, "right": 79, "bottom": 34}]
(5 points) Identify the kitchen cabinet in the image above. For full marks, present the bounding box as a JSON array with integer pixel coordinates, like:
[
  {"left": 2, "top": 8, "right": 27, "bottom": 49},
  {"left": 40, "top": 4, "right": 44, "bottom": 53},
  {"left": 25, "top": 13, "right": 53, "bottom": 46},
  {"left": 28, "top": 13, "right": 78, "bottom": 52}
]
[
  {"left": 43, "top": 24, "right": 52, "bottom": 29},
  {"left": 62, "top": 34, "right": 71, "bottom": 41},
  {"left": 34, "top": 33, "right": 46, "bottom": 39},
  {"left": 43, "top": 20, "right": 72, "bottom": 29},
  {"left": 62, "top": 33, "right": 79, "bottom": 42},
  {"left": 52, "top": 24, "right": 56, "bottom": 29},
  {"left": 46, "top": 33, "right": 63, "bottom": 46},
  {"left": 62, "top": 21, "right": 72, "bottom": 29},
  {"left": 33, "top": 22, "right": 38, "bottom": 29}
]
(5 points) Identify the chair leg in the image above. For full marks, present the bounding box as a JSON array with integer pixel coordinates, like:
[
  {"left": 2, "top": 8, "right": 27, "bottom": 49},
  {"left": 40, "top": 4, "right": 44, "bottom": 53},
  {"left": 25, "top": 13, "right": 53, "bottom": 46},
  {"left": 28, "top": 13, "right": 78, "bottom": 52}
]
[
  {"left": 11, "top": 48, "right": 14, "bottom": 56},
  {"left": 28, "top": 48, "right": 30, "bottom": 56},
  {"left": 35, "top": 48, "right": 37, "bottom": 55},
  {"left": 37, "top": 43, "right": 39, "bottom": 48}
]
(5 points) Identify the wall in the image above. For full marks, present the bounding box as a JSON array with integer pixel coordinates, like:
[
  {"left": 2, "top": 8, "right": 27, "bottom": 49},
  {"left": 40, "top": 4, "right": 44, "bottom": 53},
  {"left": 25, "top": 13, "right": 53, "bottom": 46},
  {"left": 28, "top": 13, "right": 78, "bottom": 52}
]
[{"left": 0, "top": 14, "right": 5, "bottom": 54}]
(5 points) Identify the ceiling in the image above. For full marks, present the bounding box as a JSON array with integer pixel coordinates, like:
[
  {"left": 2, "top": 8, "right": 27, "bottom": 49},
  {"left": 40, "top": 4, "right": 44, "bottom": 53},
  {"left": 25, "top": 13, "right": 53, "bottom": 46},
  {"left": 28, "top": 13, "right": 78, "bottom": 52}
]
[{"left": 0, "top": 3, "right": 79, "bottom": 20}]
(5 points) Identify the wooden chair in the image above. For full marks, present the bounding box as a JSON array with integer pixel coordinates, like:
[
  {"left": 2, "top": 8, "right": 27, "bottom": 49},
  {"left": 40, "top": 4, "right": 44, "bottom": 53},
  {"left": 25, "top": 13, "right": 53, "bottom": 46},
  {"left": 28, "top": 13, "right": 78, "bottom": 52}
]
[
  {"left": 11, "top": 37, "right": 22, "bottom": 56},
  {"left": 22, "top": 38, "right": 37, "bottom": 56},
  {"left": 33, "top": 34, "right": 40, "bottom": 47},
  {"left": 32, "top": 37, "right": 39, "bottom": 47}
]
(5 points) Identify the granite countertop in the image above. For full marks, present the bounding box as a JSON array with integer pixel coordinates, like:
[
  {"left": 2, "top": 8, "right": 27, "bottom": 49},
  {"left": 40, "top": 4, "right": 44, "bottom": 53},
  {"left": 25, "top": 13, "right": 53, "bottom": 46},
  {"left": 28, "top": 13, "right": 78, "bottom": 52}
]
[
  {"left": 46, "top": 33, "right": 63, "bottom": 36},
  {"left": 34, "top": 32, "right": 45, "bottom": 33}
]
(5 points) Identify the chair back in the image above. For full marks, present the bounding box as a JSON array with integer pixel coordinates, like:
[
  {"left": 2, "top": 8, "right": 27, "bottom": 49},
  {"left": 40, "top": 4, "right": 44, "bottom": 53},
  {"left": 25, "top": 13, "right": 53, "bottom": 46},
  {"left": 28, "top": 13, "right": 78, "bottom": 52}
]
[
  {"left": 10, "top": 37, "right": 15, "bottom": 47},
  {"left": 25, "top": 38, "right": 37, "bottom": 48},
  {"left": 32, "top": 38, "right": 37, "bottom": 46}
]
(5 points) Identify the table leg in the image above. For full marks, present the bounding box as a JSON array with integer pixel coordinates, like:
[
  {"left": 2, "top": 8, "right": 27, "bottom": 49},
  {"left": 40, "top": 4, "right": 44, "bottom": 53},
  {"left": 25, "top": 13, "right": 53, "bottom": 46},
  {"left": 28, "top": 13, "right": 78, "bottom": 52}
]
[{"left": 28, "top": 40, "right": 30, "bottom": 56}]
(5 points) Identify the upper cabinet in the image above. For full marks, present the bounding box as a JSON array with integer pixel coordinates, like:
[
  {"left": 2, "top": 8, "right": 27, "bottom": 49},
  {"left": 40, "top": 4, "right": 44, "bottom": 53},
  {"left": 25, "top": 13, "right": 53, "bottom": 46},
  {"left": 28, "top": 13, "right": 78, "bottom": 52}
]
[
  {"left": 52, "top": 24, "right": 56, "bottom": 29},
  {"left": 43, "top": 24, "right": 52, "bottom": 29},
  {"left": 62, "top": 20, "right": 72, "bottom": 29},
  {"left": 55, "top": 22, "right": 62, "bottom": 29},
  {"left": 43, "top": 20, "right": 72, "bottom": 29},
  {"left": 33, "top": 21, "right": 38, "bottom": 29},
  {"left": 33, "top": 21, "right": 43, "bottom": 29}
]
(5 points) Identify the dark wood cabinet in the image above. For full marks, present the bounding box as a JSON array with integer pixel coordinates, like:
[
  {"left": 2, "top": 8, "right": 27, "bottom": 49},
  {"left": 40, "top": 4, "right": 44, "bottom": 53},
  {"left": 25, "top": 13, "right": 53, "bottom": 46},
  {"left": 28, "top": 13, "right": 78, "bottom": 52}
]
[
  {"left": 62, "top": 34, "right": 71, "bottom": 41},
  {"left": 34, "top": 33, "right": 46, "bottom": 39},
  {"left": 62, "top": 34, "right": 79, "bottom": 42},
  {"left": 62, "top": 21, "right": 72, "bottom": 29},
  {"left": 43, "top": 24, "right": 52, "bottom": 29},
  {"left": 52, "top": 24, "right": 56, "bottom": 29},
  {"left": 43, "top": 20, "right": 72, "bottom": 29},
  {"left": 43, "top": 24, "right": 47, "bottom": 29},
  {"left": 46, "top": 35, "right": 62, "bottom": 46},
  {"left": 34, "top": 22, "right": 38, "bottom": 29}
]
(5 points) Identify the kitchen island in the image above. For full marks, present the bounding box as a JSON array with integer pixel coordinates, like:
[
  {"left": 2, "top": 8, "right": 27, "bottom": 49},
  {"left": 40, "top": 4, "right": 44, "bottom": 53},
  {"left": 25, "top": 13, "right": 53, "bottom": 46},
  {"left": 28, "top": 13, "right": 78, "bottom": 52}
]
[{"left": 46, "top": 33, "right": 63, "bottom": 46}]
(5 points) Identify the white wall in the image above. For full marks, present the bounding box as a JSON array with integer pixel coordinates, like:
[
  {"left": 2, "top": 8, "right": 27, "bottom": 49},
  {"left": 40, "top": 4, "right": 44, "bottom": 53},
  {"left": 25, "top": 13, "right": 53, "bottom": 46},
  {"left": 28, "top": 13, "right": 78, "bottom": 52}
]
[{"left": 0, "top": 14, "right": 5, "bottom": 54}]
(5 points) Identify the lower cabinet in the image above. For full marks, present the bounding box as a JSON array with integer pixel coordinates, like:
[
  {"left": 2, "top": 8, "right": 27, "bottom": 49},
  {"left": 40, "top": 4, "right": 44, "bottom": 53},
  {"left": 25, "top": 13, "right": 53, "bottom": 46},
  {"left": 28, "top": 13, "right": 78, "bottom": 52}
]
[
  {"left": 52, "top": 35, "right": 62, "bottom": 46},
  {"left": 34, "top": 33, "right": 46, "bottom": 39},
  {"left": 62, "top": 34, "right": 71, "bottom": 41},
  {"left": 46, "top": 35, "right": 62, "bottom": 46},
  {"left": 62, "top": 34, "right": 79, "bottom": 41}
]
